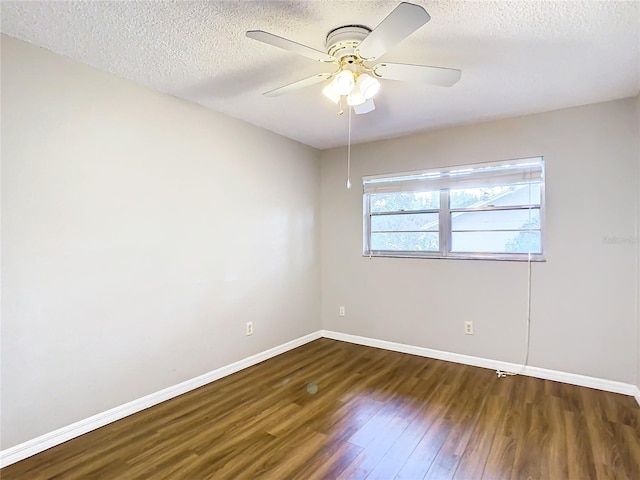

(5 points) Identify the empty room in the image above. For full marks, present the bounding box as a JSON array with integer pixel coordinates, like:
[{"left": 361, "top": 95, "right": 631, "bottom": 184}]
[{"left": 1, "top": 1, "right": 639, "bottom": 479}]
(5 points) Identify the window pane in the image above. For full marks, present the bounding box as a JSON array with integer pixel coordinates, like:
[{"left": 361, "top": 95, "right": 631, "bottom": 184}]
[
  {"left": 451, "top": 209, "right": 539, "bottom": 231},
  {"left": 451, "top": 231, "right": 541, "bottom": 254},
  {"left": 371, "top": 213, "right": 438, "bottom": 232},
  {"left": 370, "top": 191, "right": 440, "bottom": 213},
  {"left": 371, "top": 232, "right": 439, "bottom": 251},
  {"left": 450, "top": 184, "right": 540, "bottom": 209}
]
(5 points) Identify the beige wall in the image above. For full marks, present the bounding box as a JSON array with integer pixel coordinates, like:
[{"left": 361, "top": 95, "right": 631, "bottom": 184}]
[
  {"left": 0, "top": 36, "right": 321, "bottom": 449},
  {"left": 321, "top": 97, "right": 639, "bottom": 385}
]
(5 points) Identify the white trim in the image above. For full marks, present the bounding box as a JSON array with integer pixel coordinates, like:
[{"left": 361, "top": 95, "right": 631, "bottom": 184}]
[
  {"left": 0, "top": 331, "right": 321, "bottom": 468},
  {"left": 320, "top": 330, "right": 637, "bottom": 396}
]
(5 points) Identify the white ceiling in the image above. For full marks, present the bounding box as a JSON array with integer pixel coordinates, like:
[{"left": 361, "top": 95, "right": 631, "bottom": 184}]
[{"left": 2, "top": 1, "right": 639, "bottom": 149}]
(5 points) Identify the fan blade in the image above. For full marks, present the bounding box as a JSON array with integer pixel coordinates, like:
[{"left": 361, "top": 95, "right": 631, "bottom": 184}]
[
  {"left": 374, "top": 62, "right": 461, "bottom": 87},
  {"left": 354, "top": 99, "right": 376, "bottom": 114},
  {"left": 263, "top": 73, "right": 333, "bottom": 97},
  {"left": 246, "top": 30, "right": 336, "bottom": 63},
  {"left": 357, "top": 2, "right": 430, "bottom": 60}
]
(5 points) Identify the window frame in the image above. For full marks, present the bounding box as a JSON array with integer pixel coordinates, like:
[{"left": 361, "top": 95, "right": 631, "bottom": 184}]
[{"left": 362, "top": 157, "right": 546, "bottom": 262}]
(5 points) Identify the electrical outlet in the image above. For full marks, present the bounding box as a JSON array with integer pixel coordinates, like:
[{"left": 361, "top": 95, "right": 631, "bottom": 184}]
[
  {"left": 246, "top": 322, "right": 253, "bottom": 336},
  {"left": 339, "top": 306, "right": 345, "bottom": 317},
  {"left": 464, "top": 321, "right": 473, "bottom": 335}
]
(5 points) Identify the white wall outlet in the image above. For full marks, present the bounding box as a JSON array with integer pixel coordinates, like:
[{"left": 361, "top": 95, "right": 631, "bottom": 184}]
[
  {"left": 339, "top": 306, "right": 345, "bottom": 317},
  {"left": 246, "top": 321, "right": 253, "bottom": 336},
  {"left": 464, "top": 321, "right": 473, "bottom": 335}
]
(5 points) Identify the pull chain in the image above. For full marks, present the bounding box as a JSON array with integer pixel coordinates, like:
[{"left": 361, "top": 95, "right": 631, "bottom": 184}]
[{"left": 346, "top": 105, "right": 352, "bottom": 189}]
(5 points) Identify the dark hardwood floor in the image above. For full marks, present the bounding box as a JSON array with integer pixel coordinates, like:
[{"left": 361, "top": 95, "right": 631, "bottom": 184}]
[{"left": 2, "top": 338, "right": 639, "bottom": 479}]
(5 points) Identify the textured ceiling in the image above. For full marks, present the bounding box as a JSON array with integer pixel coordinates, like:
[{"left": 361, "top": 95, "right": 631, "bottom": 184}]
[{"left": 2, "top": 1, "right": 639, "bottom": 149}]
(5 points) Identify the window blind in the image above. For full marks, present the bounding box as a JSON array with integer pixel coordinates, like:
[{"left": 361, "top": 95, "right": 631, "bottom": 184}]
[{"left": 363, "top": 157, "right": 544, "bottom": 194}]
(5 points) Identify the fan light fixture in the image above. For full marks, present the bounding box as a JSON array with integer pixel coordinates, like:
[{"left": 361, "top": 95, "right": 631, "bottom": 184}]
[
  {"left": 332, "top": 70, "right": 355, "bottom": 95},
  {"left": 347, "top": 85, "right": 366, "bottom": 106},
  {"left": 357, "top": 73, "right": 380, "bottom": 100},
  {"left": 322, "top": 83, "right": 340, "bottom": 104},
  {"left": 323, "top": 70, "right": 380, "bottom": 106}
]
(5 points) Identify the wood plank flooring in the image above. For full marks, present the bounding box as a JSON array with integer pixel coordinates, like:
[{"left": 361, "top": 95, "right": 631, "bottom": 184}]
[{"left": 2, "top": 338, "right": 639, "bottom": 479}]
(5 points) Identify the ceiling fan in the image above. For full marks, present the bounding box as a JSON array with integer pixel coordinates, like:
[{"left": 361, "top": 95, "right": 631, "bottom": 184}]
[{"left": 246, "top": 2, "right": 461, "bottom": 115}]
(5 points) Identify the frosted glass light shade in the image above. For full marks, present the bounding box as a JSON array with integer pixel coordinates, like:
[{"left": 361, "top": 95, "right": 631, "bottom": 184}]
[
  {"left": 322, "top": 83, "right": 340, "bottom": 103},
  {"left": 353, "top": 98, "right": 375, "bottom": 114},
  {"left": 357, "top": 73, "right": 381, "bottom": 100},
  {"left": 332, "top": 70, "right": 355, "bottom": 96},
  {"left": 347, "top": 85, "right": 366, "bottom": 106}
]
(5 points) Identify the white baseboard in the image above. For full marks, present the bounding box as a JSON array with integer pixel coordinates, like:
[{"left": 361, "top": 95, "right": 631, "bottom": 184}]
[
  {"left": 2, "top": 329, "right": 637, "bottom": 468},
  {"left": 320, "top": 330, "right": 637, "bottom": 397},
  {"left": 0, "top": 331, "right": 321, "bottom": 468}
]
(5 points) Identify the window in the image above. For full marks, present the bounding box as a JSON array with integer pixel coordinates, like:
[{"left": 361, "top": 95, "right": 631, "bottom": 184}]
[{"left": 363, "top": 157, "right": 545, "bottom": 261}]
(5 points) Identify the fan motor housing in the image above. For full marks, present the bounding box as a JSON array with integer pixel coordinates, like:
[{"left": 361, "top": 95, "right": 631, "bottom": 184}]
[{"left": 326, "top": 25, "right": 371, "bottom": 60}]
